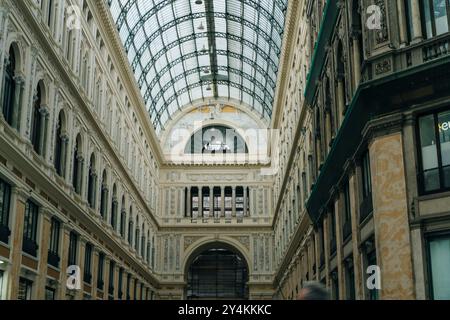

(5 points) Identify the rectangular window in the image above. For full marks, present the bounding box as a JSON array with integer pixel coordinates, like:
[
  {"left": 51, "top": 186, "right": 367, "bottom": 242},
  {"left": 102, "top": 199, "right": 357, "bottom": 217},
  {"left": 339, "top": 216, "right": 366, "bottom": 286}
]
[
  {"left": 18, "top": 278, "right": 32, "bottom": 300},
  {"left": 109, "top": 260, "right": 115, "bottom": 299},
  {"left": 0, "top": 179, "right": 11, "bottom": 244},
  {"left": 345, "top": 259, "right": 356, "bottom": 300},
  {"left": 202, "top": 187, "right": 210, "bottom": 218},
  {"left": 224, "top": 187, "right": 232, "bottom": 217},
  {"left": 0, "top": 270, "right": 4, "bottom": 300},
  {"left": 421, "top": 0, "right": 450, "bottom": 38},
  {"left": 360, "top": 151, "right": 373, "bottom": 222},
  {"left": 97, "top": 253, "right": 105, "bottom": 290},
  {"left": 45, "top": 287, "right": 55, "bottom": 300},
  {"left": 118, "top": 268, "right": 123, "bottom": 300},
  {"left": 427, "top": 233, "right": 450, "bottom": 299},
  {"left": 343, "top": 181, "right": 352, "bottom": 240},
  {"left": 236, "top": 187, "right": 244, "bottom": 218},
  {"left": 23, "top": 200, "right": 39, "bottom": 257},
  {"left": 213, "top": 187, "right": 221, "bottom": 218},
  {"left": 418, "top": 110, "right": 450, "bottom": 194},
  {"left": 191, "top": 187, "right": 198, "bottom": 218},
  {"left": 68, "top": 232, "right": 78, "bottom": 266},
  {"left": 84, "top": 243, "right": 92, "bottom": 284},
  {"left": 330, "top": 206, "right": 337, "bottom": 256},
  {"left": 48, "top": 218, "right": 60, "bottom": 268},
  {"left": 126, "top": 273, "right": 131, "bottom": 300}
]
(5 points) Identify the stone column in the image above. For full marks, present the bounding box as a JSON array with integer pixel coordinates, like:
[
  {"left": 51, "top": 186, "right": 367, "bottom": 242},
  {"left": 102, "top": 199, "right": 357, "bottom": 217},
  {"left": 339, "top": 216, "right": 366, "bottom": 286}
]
[
  {"left": 243, "top": 186, "right": 247, "bottom": 217},
  {"left": 6, "top": 187, "right": 28, "bottom": 299},
  {"left": 76, "top": 237, "right": 87, "bottom": 300},
  {"left": 186, "top": 187, "right": 191, "bottom": 217},
  {"left": 114, "top": 265, "right": 120, "bottom": 300},
  {"left": 103, "top": 258, "right": 110, "bottom": 299},
  {"left": 38, "top": 106, "right": 48, "bottom": 156},
  {"left": 76, "top": 156, "right": 84, "bottom": 195},
  {"left": 369, "top": 132, "right": 415, "bottom": 299},
  {"left": 60, "top": 134, "right": 69, "bottom": 178},
  {"left": 351, "top": 36, "right": 361, "bottom": 87},
  {"left": 397, "top": 0, "right": 408, "bottom": 46},
  {"left": 336, "top": 79, "right": 345, "bottom": 126},
  {"left": 232, "top": 186, "right": 236, "bottom": 218},
  {"left": 197, "top": 186, "right": 202, "bottom": 219},
  {"left": 220, "top": 186, "right": 225, "bottom": 218},
  {"left": 58, "top": 225, "right": 71, "bottom": 299},
  {"left": 91, "top": 248, "right": 99, "bottom": 299},
  {"left": 205, "top": 186, "right": 212, "bottom": 220},
  {"left": 36, "top": 208, "right": 52, "bottom": 300},
  {"left": 11, "top": 75, "right": 24, "bottom": 130},
  {"left": 129, "top": 276, "right": 135, "bottom": 300},
  {"left": 333, "top": 195, "right": 344, "bottom": 300},
  {"left": 410, "top": 0, "right": 423, "bottom": 42},
  {"left": 349, "top": 170, "right": 363, "bottom": 299},
  {"left": 325, "top": 111, "right": 332, "bottom": 152}
]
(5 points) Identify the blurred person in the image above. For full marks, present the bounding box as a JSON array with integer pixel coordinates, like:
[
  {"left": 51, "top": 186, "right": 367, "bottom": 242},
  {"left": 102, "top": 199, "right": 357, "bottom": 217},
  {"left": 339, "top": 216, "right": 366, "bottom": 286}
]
[{"left": 297, "top": 281, "right": 330, "bottom": 300}]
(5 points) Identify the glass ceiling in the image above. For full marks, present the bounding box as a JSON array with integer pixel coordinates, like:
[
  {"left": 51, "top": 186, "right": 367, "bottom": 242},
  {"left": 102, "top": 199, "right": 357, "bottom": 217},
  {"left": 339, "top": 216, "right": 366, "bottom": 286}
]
[{"left": 107, "top": 0, "right": 288, "bottom": 134}]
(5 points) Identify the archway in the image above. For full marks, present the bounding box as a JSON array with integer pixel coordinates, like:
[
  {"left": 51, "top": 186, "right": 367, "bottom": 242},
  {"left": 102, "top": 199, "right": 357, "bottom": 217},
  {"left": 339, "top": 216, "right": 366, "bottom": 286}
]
[{"left": 185, "top": 242, "right": 249, "bottom": 300}]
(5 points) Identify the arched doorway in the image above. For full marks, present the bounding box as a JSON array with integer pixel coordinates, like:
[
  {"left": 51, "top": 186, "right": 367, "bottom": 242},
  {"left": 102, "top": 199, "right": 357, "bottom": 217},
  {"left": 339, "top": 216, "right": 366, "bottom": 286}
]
[{"left": 186, "top": 245, "right": 249, "bottom": 300}]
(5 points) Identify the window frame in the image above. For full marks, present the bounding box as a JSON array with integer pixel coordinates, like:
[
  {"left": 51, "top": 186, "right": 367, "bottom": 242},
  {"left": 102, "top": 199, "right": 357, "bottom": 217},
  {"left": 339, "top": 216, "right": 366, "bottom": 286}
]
[
  {"left": 425, "top": 231, "right": 450, "bottom": 299},
  {"left": 48, "top": 217, "right": 61, "bottom": 268},
  {"left": 420, "top": 0, "right": 450, "bottom": 39},
  {"left": 0, "top": 178, "right": 11, "bottom": 244},
  {"left": 416, "top": 108, "right": 450, "bottom": 195},
  {"left": 22, "top": 200, "right": 39, "bottom": 257}
]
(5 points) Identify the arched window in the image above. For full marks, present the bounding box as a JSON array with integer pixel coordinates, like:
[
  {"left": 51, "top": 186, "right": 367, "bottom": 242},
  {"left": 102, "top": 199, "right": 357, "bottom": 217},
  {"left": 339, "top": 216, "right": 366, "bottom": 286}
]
[
  {"left": 120, "top": 196, "right": 126, "bottom": 238},
  {"left": 111, "top": 184, "right": 118, "bottom": 230},
  {"left": 185, "top": 125, "right": 248, "bottom": 154},
  {"left": 72, "top": 134, "right": 83, "bottom": 194},
  {"left": 2, "top": 46, "right": 17, "bottom": 127},
  {"left": 100, "top": 170, "right": 108, "bottom": 219},
  {"left": 87, "top": 154, "right": 97, "bottom": 208},
  {"left": 54, "top": 111, "right": 68, "bottom": 177},
  {"left": 31, "top": 82, "right": 45, "bottom": 155},
  {"left": 336, "top": 41, "right": 347, "bottom": 121}
]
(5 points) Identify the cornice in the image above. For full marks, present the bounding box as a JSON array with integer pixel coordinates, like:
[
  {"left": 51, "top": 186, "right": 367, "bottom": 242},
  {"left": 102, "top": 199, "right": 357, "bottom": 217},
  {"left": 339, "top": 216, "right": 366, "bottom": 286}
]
[{"left": 270, "top": 0, "right": 302, "bottom": 129}]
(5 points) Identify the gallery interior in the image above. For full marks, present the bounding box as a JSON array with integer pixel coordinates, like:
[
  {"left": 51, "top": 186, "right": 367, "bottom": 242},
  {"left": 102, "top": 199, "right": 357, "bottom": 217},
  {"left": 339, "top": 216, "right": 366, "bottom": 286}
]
[{"left": 0, "top": 0, "right": 450, "bottom": 300}]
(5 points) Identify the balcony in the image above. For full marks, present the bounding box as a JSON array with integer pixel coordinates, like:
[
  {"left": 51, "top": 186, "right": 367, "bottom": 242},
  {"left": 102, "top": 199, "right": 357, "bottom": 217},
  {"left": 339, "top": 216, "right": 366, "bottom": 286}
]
[{"left": 422, "top": 35, "right": 450, "bottom": 63}]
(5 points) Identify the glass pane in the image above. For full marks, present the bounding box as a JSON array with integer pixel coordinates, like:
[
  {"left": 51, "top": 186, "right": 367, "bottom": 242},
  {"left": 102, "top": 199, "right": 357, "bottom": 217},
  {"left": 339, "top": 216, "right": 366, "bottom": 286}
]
[
  {"left": 429, "top": 236, "right": 450, "bottom": 299},
  {"left": 438, "top": 110, "right": 450, "bottom": 187},
  {"left": 434, "top": 0, "right": 449, "bottom": 35},
  {"left": 419, "top": 115, "right": 440, "bottom": 191}
]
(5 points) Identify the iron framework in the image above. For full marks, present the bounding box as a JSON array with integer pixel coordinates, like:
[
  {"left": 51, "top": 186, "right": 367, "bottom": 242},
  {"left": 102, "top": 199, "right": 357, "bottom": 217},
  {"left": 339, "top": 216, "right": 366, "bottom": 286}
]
[{"left": 107, "top": 0, "right": 288, "bottom": 134}]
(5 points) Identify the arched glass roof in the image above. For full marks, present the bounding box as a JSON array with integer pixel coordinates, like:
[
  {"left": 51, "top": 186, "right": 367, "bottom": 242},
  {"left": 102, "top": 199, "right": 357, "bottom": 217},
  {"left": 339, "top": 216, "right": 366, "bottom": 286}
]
[{"left": 107, "top": 0, "right": 288, "bottom": 134}]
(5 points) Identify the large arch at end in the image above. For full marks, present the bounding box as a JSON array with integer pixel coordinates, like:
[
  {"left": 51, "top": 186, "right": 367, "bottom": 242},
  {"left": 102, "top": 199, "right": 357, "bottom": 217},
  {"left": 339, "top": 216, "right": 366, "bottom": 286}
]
[{"left": 183, "top": 241, "right": 250, "bottom": 300}]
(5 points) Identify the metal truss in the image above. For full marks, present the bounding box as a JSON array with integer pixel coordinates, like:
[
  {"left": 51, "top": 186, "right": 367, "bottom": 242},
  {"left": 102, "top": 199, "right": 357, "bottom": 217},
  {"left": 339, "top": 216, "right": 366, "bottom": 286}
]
[{"left": 107, "top": 0, "right": 288, "bottom": 132}]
